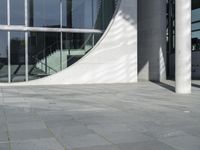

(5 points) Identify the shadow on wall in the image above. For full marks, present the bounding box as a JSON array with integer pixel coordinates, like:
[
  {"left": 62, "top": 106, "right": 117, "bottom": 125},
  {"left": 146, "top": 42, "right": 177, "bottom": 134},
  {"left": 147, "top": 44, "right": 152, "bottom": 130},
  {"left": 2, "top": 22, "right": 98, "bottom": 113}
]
[
  {"left": 137, "top": 0, "right": 167, "bottom": 82},
  {"left": 77, "top": 5, "right": 138, "bottom": 83},
  {"left": 18, "top": 0, "right": 139, "bottom": 85}
]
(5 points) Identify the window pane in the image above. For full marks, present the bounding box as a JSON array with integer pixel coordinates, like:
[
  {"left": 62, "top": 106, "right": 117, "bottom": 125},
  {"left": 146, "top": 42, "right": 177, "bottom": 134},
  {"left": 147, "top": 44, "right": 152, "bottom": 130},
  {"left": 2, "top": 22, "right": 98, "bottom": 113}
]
[
  {"left": 0, "top": 0, "right": 118, "bottom": 83},
  {"left": 0, "top": 31, "right": 8, "bottom": 82},
  {"left": 10, "top": 0, "right": 25, "bottom": 25},
  {"left": 192, "top": 22, "right": 200, "bottom": 31},
  {"left": 62, "top": 0, "right": 117, "bottom": 29},
  {"left": 192, "top": 5, "right": 200, "bottom": 52},
  {"left": 62, "top": 32, "right": 97, "bottom": 68},
  {"left": 63, "top": 0, "right": 91, "bottom": 28},
  {"left": 192, "top": 8, "right": 200, "bottom": 22},
  {"left": 28, "top": 0, "right": 60, "bottom": 28},
  {"left": 10, "top": 32, "right": 25, "bottom": 82},
  {"left": 95, "top": 0, "right": 117, "bottom": 30},
  {"left": 28, "top": 32, "right": 60, "bottom": 80},
  {"left": 0, "top": 0, "right": 7, "bottom": 25}
]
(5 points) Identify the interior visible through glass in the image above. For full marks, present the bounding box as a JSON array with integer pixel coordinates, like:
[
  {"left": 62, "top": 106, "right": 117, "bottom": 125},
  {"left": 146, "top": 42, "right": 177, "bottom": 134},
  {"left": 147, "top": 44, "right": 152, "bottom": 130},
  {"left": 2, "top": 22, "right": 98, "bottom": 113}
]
[
  {"left": 10, "top": 32, "right": 25, "bottom": 82},
  {"left": 0, "top": 0, "right": 118, "bottom": 83},
  {"left": 0, "top": 31, "right": 8, "bottom": 82},
  {"left": 167, "top": 0, "right": 200, "bottom": 79}
]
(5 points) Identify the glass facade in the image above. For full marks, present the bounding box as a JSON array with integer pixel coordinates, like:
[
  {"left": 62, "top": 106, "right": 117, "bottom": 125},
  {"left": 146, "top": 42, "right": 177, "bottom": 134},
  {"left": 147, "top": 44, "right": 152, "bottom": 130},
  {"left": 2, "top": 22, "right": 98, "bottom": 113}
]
[
  {"left": 29, "top": 0, "right": 60, "bottom": 27},
  {"left": 10, "top": 32, "right": 25, "bottom": 82},
  {"left": 10, "top": 0, "right": 25, "bottom": 25},
  {"left": 167, "top": 0, "right": 200, "bottom": 79},
  {"left": 192, "top": 0, "right": 200, "bottom": 51},
  {"left": 28, "top": 32, "right": 61, "bottom": 80},
  {"left": 62, "top": 0, "right": 94, "bottom": 29},
  {"left": 0, "top": 31, "right": 8, "bottom": 82},
  {"left": 167, "top": 0, "right": 200, "bottom": 53},
  {"left": 0, "top": 0, "right": 118, "bottom": 83},
  {"left": 0, "top": 0, "right": 7, "bottom": 25}
]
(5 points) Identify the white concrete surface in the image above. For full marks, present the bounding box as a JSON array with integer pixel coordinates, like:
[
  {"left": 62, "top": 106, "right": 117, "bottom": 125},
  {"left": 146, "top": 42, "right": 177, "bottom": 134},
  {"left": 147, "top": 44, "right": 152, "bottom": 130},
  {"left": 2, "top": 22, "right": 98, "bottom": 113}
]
[{"left": 175, "top": 0, "right": 192, "bottom": 94}]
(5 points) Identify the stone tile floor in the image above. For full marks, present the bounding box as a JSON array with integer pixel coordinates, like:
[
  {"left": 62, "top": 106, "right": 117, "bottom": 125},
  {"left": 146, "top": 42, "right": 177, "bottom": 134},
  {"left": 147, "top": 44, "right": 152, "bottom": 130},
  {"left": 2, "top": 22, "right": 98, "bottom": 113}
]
[{"left": 0, "top": 81, "right": 200, "bottom": 150}]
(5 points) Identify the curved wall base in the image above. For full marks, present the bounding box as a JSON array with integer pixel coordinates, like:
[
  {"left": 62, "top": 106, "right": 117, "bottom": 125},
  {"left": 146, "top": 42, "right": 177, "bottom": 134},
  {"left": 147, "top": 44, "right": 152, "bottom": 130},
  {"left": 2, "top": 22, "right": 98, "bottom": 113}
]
[{"left": 0, "top": 0, "right": 137, "bottom": 86}]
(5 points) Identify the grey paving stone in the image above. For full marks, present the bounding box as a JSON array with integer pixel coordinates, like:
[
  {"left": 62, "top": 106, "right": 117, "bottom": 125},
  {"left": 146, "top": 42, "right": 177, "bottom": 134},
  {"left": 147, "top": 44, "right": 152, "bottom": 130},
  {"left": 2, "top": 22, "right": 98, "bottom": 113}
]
[
  {"left": 87, "top": 123, "right": 133, "bottom": 134},
  {"left": 10, "top": 138, "right": 65, "bottom": 150},
  {"left": 0, "top": 131, "right": 8, "bottom": 142},
  {"left": 0, "top": 121, "right": 8, "bottom": 142},
  {"left": 181, "top": 126, "right": 200, "bottom": 137},
  {"left": 6, "top": 115, "right": 40, "bottom": 124},
  {"left": 8, "top": 121, "right": 46, "bottom": 131},
  {"left": 49, "top": 124, "right": 95, "bottom": 137},
  {"left": 58, "top": 134, "right": 111, "bottom": 149},
  {"left": 45, "top": 120, "right": 84, "bottom": 131},
  {"left": 117, "top": 140, "right": 178, "bottom": 150},
  {"left": 71, "top": 144, "right": 121, "bottom": 150},
  {"left": 142, "top": 127, "right": 188, "bottom": 139},
  {"left": 9, "top": 128, "right": 52, "bottom": 141},
  {"left": 100, "top": 130, "right": 152, "bottom": 144},
  {"left": 0, "top": 142, "right": 10, "bottom": 150},
  {"left": 161, "top": 135, "right": 200, "bottom": 150},
  {"left": 0, "top": 82, "right": 199, "bottom": 150},
  {"left": 3, "top": 97, "right": 25, "bottom": 103},
  {"left": 37, "top": 112, "right": 73, "bottom": 122}
]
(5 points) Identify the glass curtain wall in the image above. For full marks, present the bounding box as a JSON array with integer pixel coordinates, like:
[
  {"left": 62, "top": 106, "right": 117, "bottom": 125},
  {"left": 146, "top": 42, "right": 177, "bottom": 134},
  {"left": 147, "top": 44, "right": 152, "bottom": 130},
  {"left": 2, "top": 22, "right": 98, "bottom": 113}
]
[
  {"left": 0, "top": 31, "right": 8, "bottom": 82},
  {"left": 28, "top": 0, "right": 60, "bottom": 27},
  {"left": 10, "top": 32, "right": 25, "bottom": 82},
  {"left": 192, "top": 0, "right": 200, "bottom": 51},
  {"left": 10, "top": 0, "right": 25, "bottom": 25},
  {"left": 0, "top": 0, "right": 118, "bottom": 83},
  {"left": 0, "top": 0, "right": 7, "bottom": 25},
  {"left": 166, "top": 0, "right": 175, "bottom": 78},
  {"left": 62, "top": 33, "right": 95, "bottom": 68},
  {"left": 167, "top": 0, "right": 200, "bottom": 79},
  {"left": 28, "top": 32, "right": 61, "bottom": 80},
  {"left": 62, "top": 0, "right": 117, "bottom": 29}
]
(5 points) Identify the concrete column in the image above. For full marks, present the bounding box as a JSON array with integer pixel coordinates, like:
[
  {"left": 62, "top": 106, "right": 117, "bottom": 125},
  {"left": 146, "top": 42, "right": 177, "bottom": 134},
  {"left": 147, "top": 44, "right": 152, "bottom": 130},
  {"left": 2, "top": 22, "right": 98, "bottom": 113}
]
[
  {"left": 175, "top": 0, "right": 191, "bottom": 94},
  {"left": 138, "top": 0, "right": 166, "bottom": 81}
]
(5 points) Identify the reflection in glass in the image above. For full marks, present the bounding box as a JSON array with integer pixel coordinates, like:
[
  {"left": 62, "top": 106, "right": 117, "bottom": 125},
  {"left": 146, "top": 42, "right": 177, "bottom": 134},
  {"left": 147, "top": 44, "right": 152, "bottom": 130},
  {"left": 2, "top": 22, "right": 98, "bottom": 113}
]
[
  {"left": 0, "top": 31, "right": 8, "bottom": 82},
  {"left": 62, "top": 0, "right": 93, "bottom": 28},
  {"left": 28, "top": 0, "right": 60, "bottom": 27},
  {"left": 62, "top": 33, "right": 94, "bottom": 68},
  {"left": 95, "top": 0, "right": 117, "bottom": 30},
  {"left": 10, "top": 0, "right": 25, "bottom": 25},
  {"left": 0, "top": 0, "right": 7, "bottom": 25},
  {"left": 28, "top": 32, "right": 60, "bottom": 80},
  {"left": 10, "top": 32, "right": 25, "bottom": 82},
  {"left": 192, "top": 32, "right": 200, "bottom": 51},
  {"left": 62, "top": 0, "right": 117, "bottom": 29},
  {"left": 0, "top": 0, "right": 119, "bottom": 83},
  {"left": 192, "top": 3, "right": 200, "bottom": 51}
]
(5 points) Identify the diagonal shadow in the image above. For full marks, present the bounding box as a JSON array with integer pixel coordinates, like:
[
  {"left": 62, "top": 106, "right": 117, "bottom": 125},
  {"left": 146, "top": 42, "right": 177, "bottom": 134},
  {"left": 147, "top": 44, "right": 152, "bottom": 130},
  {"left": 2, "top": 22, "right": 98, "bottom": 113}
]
[
  {"left": 151, "top": 81, "right": 175, "bottom": 92},
  {"left": 192, "top": 83, "right": 200, "bottom": 88}
]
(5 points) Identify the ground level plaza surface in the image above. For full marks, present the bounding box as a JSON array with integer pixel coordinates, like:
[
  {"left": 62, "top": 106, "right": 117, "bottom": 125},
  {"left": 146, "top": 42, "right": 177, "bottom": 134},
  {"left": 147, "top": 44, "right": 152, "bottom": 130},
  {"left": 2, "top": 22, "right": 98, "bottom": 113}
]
[{"left": 0, "top": 82, "right": 200, "bottom": 150}]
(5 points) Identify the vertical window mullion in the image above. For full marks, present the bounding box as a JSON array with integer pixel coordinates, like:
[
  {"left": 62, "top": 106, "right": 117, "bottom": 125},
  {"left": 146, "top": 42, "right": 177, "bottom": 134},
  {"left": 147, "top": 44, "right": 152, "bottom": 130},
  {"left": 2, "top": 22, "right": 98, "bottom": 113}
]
[
  {"left": 25, "top": 0, "right": 28, "bottom": 81},
  {"left": 7, "top": 0, "right": 11, "bottom": 83},
  {"left": 60, "top": 0, "right": 63, "bottom": 70}
]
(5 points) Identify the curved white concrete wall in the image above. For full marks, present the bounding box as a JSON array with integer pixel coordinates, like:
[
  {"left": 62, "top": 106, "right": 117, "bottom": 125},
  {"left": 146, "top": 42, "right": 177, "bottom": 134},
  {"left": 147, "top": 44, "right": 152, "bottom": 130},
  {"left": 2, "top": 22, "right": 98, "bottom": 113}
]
[{"left": 0, "top": 0, "right": 137, "bottom": 86}]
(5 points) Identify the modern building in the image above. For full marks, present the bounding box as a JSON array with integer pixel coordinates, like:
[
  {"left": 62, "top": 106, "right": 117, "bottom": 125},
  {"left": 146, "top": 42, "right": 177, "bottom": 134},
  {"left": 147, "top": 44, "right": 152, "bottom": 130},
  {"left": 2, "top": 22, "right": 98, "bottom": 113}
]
[{"left": 0, "top": 0, "right": 199, "bottom": 94}]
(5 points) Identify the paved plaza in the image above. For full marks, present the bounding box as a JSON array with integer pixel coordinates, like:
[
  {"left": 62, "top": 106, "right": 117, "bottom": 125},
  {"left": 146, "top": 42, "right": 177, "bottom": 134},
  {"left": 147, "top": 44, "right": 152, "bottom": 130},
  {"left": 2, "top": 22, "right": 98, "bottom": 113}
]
[{"left": 0, "top": 81, "right": 200, "bottom": 150}]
